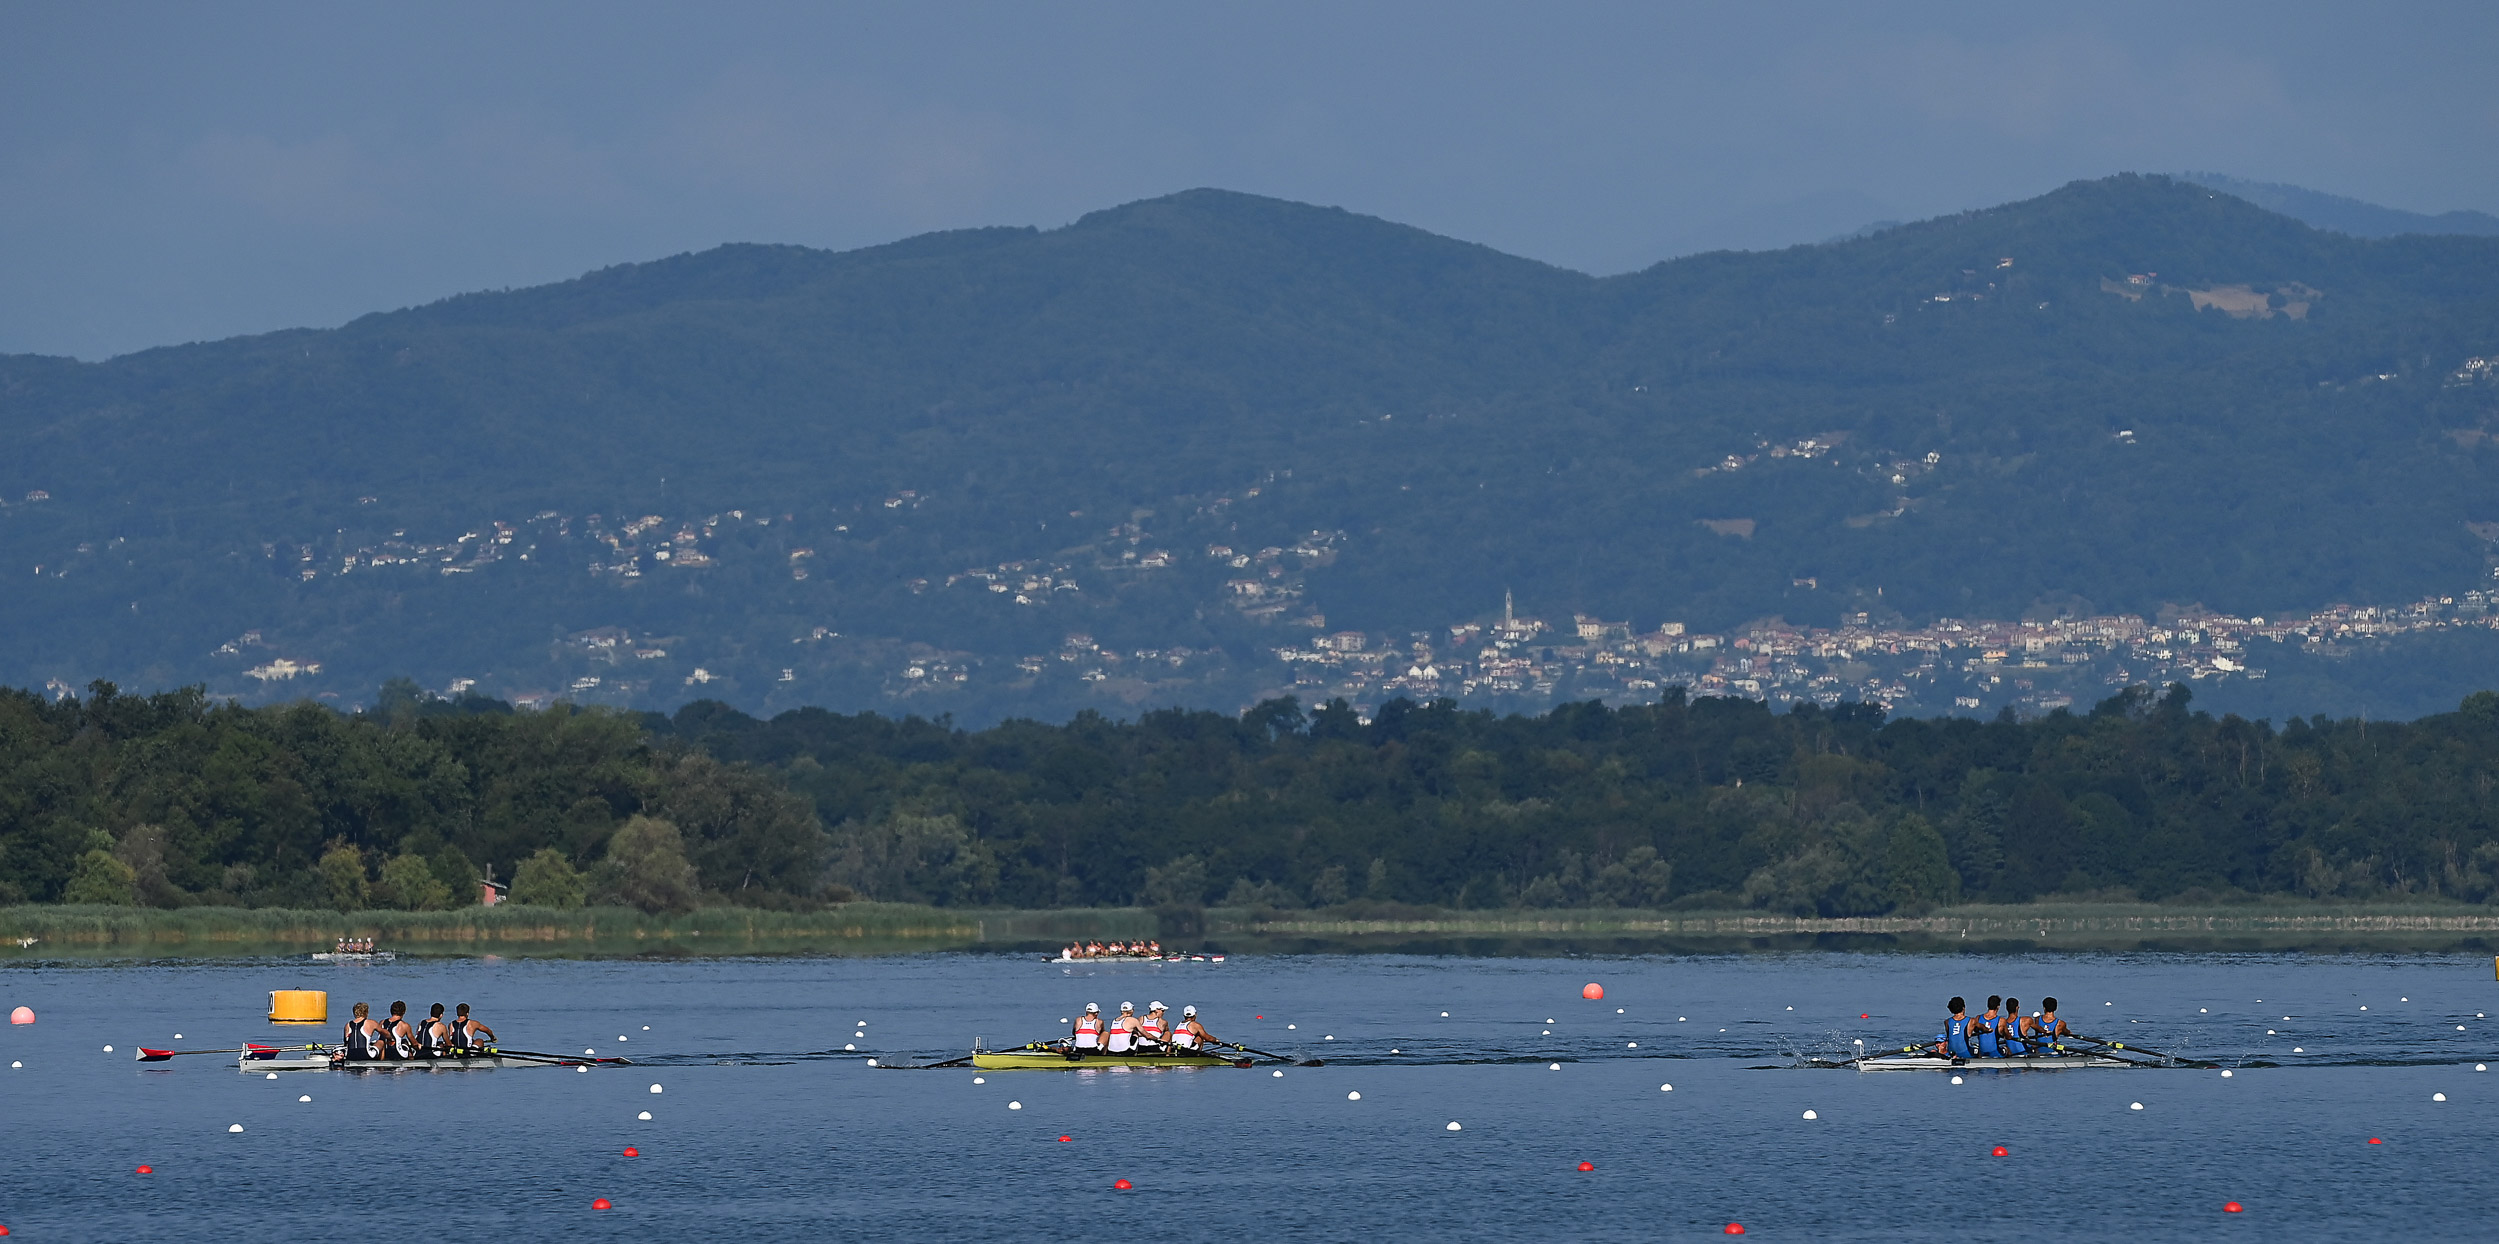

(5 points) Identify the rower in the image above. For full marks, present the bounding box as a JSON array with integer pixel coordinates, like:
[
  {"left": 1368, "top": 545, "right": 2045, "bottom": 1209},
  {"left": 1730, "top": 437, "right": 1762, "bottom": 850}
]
[
  {"left": 339, "top": 1001, "right": 385, "bottom": 1062},
  {"left": 1973, "top": 995, "right": 2004, "bottom": 1058},
  {"left": 1071, "top": 1003, "right": 1105, "bottom": 1051},
  {"left": 450, "top": 1003, "right": 494, "bottom": 1052},
  {"left": 381, "top": 1001, "right": 417, "bottom": 1059},
  {"left": 1171, "top": 1004, "right": 1214, "bottom": 1051},
  {"left": 1147, "top": 940, "right": 1162, "bottom": 956},
  {"left": 414, "top": 1003, "right": 452, "bottom": 1057},
  {"left": 1106, "top": 1002, "right": 1141, "bottom": 1052},
  {"left": 1931, "top": 997, "right": 1972, "bottom": 1060},
  {"left": 1139, "top": 1002, "right": 1170, "bottom": 1052},
  {"left": 2030, "top": 997, "right": 2068, "bottom": 1053},
  {"left": 1999, "top": 998, "right": 2028, "bottom": 1056}
]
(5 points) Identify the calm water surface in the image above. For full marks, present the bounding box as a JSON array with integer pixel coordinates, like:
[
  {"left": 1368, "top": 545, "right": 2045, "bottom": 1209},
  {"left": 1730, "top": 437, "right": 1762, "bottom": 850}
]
[{"left": 1, "top": 950, "right": 2491, "bottom": 1241}]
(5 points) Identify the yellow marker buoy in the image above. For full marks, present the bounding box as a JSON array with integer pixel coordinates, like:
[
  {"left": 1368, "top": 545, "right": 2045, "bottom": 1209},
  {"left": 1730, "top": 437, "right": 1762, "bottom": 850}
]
[{"left": 268, "top": 990, "right": 327, "bottom": 1024}]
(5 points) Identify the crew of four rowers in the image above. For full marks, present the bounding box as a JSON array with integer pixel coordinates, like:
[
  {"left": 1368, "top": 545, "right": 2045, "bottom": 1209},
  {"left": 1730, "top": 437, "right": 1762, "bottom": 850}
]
[
  {"left": 334, "top": 1000, "right": 497, "bottom": 1062},
  {"left": 1062, "top": 941, "right": 1161, "bottom": 959},
  {"left": 1931, "top": 995, "right": 2071, "bottom": 1059},
  {"left": 1065, "top": 1001, "right": 1216, "bottom": 1055}
]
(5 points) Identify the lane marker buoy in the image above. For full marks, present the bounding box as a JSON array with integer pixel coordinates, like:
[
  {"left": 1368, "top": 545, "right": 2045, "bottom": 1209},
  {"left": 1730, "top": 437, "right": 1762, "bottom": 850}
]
[
  {"left": 1951, "top": 1076, "right": 1963, "bottom": 1084},
  {"left": 1583, "top": 983, "right": 1604, "bottom": 1000},
  {"left": 1627, "top": 1042, "right": 1638, "bottom": 1048},
  {"left": 2433, "top": 1093, "right": 2447, "bottom": 1101},
  {"left": 1446, "top": 1121, "right": 1462, "bottom": 1131},
  {"left": 2221, "top": 1070, "right": 2233, "bottom": 1078},
  {"left": 1272, "top": 1070, "right": 1284, "bottom": 1078},
  {"left": 266, "top": 1072, "right": 278, "bottom": 1079},
  {"left": 1577, "top": 1160, "right": 1594, "bottom": 1171},
  {"left": 2367, "top": 1138, "right": 2381, "bottom": 1145},
  {"left": 2130, "top": 1102, "right": 2144, "bottom": 1111},
  {"left": 227, "top": 1124, "right": 243, "bottom": 1133},
  {"left": 624, "top": 1147, "right": 640, "bottom": 1156},
  {"left": 1659, "top": 1084, "right": 1673, "bottom": 1092},
  {"left": 973, "top": 1077, "right": 985, "bottom": 1083},
  {"left": 1059, "top": 1135, "right": 1072, "bottom": 1142},
  {"left": 1801, "top": 1110, "right": 1817, "bottom": 1120},
  {"left": 649, "top": 1084, "right": 663, "bottom": 1094},
  {"left": 2224, "top": 1202, "right": 2243, "bottom": 1214},
  {"left": 298, "top": 1095, "right": 311, "bottom": 1102},
  {"left": 1009, "top": 1101, "right": 1022, "bottom": 1110},
  {"left": 593, "top": 1198, "right": 611, "bottom": 1211},
  {"left": 638, "top": 1111, "right": 652, "bottom": 1120},
  {"left": 103, "top": 1045, "right": 113, "bottom": 1052},
  {"left": 1549, "top": 1063, "right": 1561, "bottom": 1071},
  {"left": 8, "top": 1006, "right": 31, "bottom": 1025},
  {"left": 136, "top": 1165, "right": 152, "bottom": 1174},
  {"left": 1990, "top": 1146, "right": 2007, "bottom": 1157},
  {"left": 1114, "top": 1179, "right": 1132, "bottom": 1190},
  {"left": 1347, "top": 1091, "right": 1361, "bottom": 1101},
  {"left": 1724, "top": 1225, "right": 1745, "bottom": 1235}
]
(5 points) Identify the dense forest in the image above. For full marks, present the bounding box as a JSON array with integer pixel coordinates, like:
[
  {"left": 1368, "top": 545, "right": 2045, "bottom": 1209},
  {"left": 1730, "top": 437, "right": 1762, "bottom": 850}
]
[
  {"left": 11, "top": 678, "right": 2499, "bottom": 917},
  {"left": 5, "top": 176, "right": 2499, "bottom": 722}
]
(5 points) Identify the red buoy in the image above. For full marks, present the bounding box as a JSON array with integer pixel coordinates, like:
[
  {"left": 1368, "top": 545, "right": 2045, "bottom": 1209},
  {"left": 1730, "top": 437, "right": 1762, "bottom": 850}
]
[
  {"left": 136, "top": 1165, "right": 153, "bottom": 1174},
  {"left": 1059, "top": 1135, "right": 1072, "bottom": 1142},
  {"left": 2367, "top": 1138, "right": 2382, "bottom": 1145},
  {"left": 2224, "top": 1202, "right": 2243, "bottom": 1214},
  {"left": 592, "top": 1198, "right": 612, "bottom": 1211},
  {"left": 1576, "top": 1161, "right": 1594, "bottom": 1171},
  {"left": 1114, "top": 1178, "right": 1133, "bottom": 1190},
  {"left": 1990, "top": 1146, "right": 2008, "bottom": 1157},
  {"left": 1582, "top": 983, "right": 1604, "bottom": 1000},
  {"left": 623, "top": 1147, "right": 640, "bottom": 1157},
  {"left": 1724, "top": 1225, "right": 1746, "bottom": 1235},
  {"left": 1860, "top": 1013, "right": 1870, "bottom": 1019}
]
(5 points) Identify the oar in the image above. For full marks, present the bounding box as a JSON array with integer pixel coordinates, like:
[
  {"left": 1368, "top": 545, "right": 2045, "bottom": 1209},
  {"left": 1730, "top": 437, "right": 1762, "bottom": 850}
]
[
  {"left": 1217, "top": 1041, "right": 1324, "bottom": 1067},
  {"left": 2060, "top": 1033, "right": 2215, "bottom": 1068},
  {"left": 488, "top": 1047, "right": 632, "bottom": 1066}
]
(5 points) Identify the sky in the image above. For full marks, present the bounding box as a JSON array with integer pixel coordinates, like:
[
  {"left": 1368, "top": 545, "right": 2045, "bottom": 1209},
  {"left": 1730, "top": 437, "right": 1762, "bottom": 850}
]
[{"left": 5, "top": 1, "right": 2496, "bottom": 360}]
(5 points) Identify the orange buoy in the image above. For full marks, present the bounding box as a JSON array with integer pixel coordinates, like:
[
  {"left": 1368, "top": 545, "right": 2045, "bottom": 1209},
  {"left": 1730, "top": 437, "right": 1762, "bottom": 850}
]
[
  {"left": 1582, "top": 983, "right": 1604, "bottom": 1000},
  {"left": 592, "top": 1198, "right": 612, "bottom": 1211},
  {"left": 1860, "top": 1013, "right": 1870, "bottom": 1019},
  {"left": 1059, "top": 1135, "right": 1072, "bottom": 1142},
  {"left": 1990, "top": 1146, "right": 2008, "bottom": 1157},
  {"left": 2368, "top": 1138, "right": 2382, "bottom": 1145},
  {"left": 2224, "top": 1202, "right": 2243, "bottom": 1214},
  {"left": 623, "top": 1147, "right": 640, "bottom": 1157},
  {"left": 1577, "top": 1161, "right": 1594, "bottom": 1171},
  {"left": 1114, "top": 1178, "right": 1133, "bottom": 1190},
  {"left": 1724, "top": 1225, "right": 1746, "bottom": 1235},
  {"left": 8, "top": 1006, "right": 30, "bottom": 1025},
  {"left": 136, "top": 1165, "right": 153, "bottom": 1174}
]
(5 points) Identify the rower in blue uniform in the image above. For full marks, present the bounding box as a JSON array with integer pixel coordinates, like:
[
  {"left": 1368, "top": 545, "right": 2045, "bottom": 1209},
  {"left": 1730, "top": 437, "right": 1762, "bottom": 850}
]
[
  {"left": 1931, "top": 997, "right": 1973, "bottom": 1059},
  {"left": 1999, "top": 998, "right": 2028, "bottom": 1056},
  {"left": 1973, "top": 996, "right": 2004, "bottom": 1058},
  {"left": 2030, "top": 997, "right": 2068, "bottom": 1054}
]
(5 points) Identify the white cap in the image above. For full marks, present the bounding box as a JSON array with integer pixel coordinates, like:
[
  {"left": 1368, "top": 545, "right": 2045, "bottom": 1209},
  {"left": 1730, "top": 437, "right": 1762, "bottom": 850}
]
[
  {"left": 1120, "top": 1001, "right": 1135, "bottom": 1012},
  {"left": 1149, "top": 1001, "right": 1165, "bottom": 1011},
  {"left": 1085, "top": 1003, "right": 1100, "bottom": 1013},
  {"left": 1183, "top": 1005, "right": 1197, "bottom": 1017}
]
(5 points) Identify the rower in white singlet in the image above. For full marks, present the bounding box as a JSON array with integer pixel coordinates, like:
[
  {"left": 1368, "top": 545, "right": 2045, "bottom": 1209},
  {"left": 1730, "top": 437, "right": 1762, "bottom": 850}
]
[
  {"left": 1106, "top": 1001, "right": 1140, "bottom": 1052},
  {"left": 1071, "top": 1002, "right": 1104, "bottom": 1050},
  {"left": 1139, "top": 1002, "right": 1170, "bottom": 1053},
  {"left": 1170, "top": 1005, "right": 1213, "bottom": 1051}
]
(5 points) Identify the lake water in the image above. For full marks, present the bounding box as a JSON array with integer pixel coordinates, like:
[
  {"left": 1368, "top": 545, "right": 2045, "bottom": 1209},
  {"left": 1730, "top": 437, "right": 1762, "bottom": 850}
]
[{"left": 1, "top": 949, "right": 2492, "bottom": 1240}]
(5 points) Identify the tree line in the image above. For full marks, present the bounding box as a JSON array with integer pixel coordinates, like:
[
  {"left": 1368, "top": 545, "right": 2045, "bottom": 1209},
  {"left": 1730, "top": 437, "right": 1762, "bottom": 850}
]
[{"left": 10, "top": 677, "right": 2499, "bottom": 916}]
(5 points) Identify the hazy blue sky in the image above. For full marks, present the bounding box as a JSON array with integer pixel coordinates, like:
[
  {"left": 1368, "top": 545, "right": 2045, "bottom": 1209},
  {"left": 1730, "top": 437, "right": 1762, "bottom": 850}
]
[{"left": 6, "top": 1, "right": 2495, "bottom": 359}]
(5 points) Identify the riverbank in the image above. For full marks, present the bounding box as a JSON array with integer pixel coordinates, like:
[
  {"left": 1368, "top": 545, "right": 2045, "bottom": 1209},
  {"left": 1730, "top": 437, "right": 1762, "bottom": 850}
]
[{"left": 5, "top": 900, "right": 2496, "bottom": 959}]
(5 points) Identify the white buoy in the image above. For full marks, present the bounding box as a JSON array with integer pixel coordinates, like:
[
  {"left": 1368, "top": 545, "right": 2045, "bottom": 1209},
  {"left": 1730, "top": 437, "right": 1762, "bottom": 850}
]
[
  {"left": 2130, "top": 1102, "right": 2144, "bottom": 1111},
  {"left": 1679, "top": 1017, "right": 1687, "bottom": 1022},
  {"left": 1543, "top": 1030, "right": 1551, "bottom": 1035},
  {"left": 102, "top": 1045, "right": 113, "bottom": 1052},
  {"left": 638, "top": 1110, "right": 652, "bottom": 1120},
  {"left": 585, "top": 1048, "right": 596, "bottom": 1055},
  {"left": 973, "top": 1076, "right": 985, "bottom": 1083},
  {"left": 1549, "top": 1063, "right": 1561, "bottom": 1071},
  {"left": 1627, "top": 1042, "right": 1638, "bottom": 1048},
  {"left": 1617, "top": 1008, "right": 1624, "bottom": 1014},
  {"left": 2477, "top": 1065, "right": 2489, "bottom": 1073},
  {"left": 2402, "top": 998, "right": 2409, "bottom": 1002},
  {"left": 1659, "top": 1083, "right": 1673, "bottom": 1092},
  {"left": 1801, "top": 1110, "right": 1818, "bottom": 1120},
  {"left": 1325, "top": 1035, "right": 1333, "bottom": 1040},
  {"left": 1787, "top": 1006, "right": 1793, "bottom": 1011},
  {"left": 1272, "top": 1070, "right": 1284, "bottom": 1078},
  {"left": 1287, "top": 1024, "right": 1296, "bottom": 1030},
  {"left": 867, "top": 1059, "right": 878, "bottom": 1067},
  {"left": 265, "top": 1072, "right": 277, "bottom": 1080},
  {"left": 175, "top": 1033, "right": 183, "bottom": 1038},
  {"left": 2221, "top": 1070, "right": 2233, "bottom": 1078},
  {"left": 1008, "top": 1101, "right": 1022, "bottom": 1110},
  {"left": 643, "top": 1026, "right": 650, "bottom": 1031},
  {"left": 1347, "top": 1091, "right": 1362, "bottom": 1101},
  {"left": 2434, "top": 1093, "right": 2448, "bottom": 1102},
  {"left": 844, "top": 1044, "right": 855, "bottom": 1051},
  {"left": 1441, "top": 1012, "right": 1449, "bottom": 1018},
  {"left": 649, "top": 1084, "right": 663, "bottom": 1094},
  {"left": 1446, "top": 1121, "right": 1462, "bottom": 1131},
  {"left": 2268, "top": 1030, "right": 2276, "bottom": 1035},
  {"left": 2200, "top": 1009, "right": 2206, "bottom": 1013},
  {"left": 578, "top": 1066, "right": 589, "bottom": 1073},
  {"left": 228, "top": 1123, "right": 244, "bottom": 1133},
  {"left": 2460, "top": 1026, "right": 2469, "bottom": 1032},
  {"left": 1950, "top": 1075, "right": 1963, "bottom": 1084},
  {"left": 298, "top": 1094, "right": 311, "bottom": 1102},
  {"left": 2293, "top": 1047, "right": 2304, "bottom": 1053},
  {"left": 2361, "top": 1006, "right": 2369, "bottom": 1011},
  {"left": 619, "top": 1036, "right": 628, "bottom": 1042}
]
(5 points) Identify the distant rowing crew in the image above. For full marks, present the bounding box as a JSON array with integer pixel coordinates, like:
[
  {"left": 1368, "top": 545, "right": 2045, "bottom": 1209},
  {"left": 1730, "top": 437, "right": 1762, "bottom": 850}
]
[
  {"left": 1061, "top": 941, "right": 1162, "bottom": 960},
  {"left": 1065, "top": 1001, "right": 1214, "bottom": 1054},
  {"left": 1933, "top": 995, "right": 2071, "bottom": 1059},
  {"left": 336, "top": 1000, "right": 498, "bottom": 1064}
]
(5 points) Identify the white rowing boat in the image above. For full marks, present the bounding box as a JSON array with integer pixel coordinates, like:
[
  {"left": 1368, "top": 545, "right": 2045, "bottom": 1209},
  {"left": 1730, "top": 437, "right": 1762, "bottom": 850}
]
[
  {"left": 240, "top": 1051, "right": 537, "bottom": 1072},
  {"left": 1856, "top": 1053, "right": 2135, "bottom": 1071},
  {"left": 1047, "top": 954, "right": 1224, "bottom": 964},
  {"left": 310, "top": 951, "right": 396, "bottom": 963}
]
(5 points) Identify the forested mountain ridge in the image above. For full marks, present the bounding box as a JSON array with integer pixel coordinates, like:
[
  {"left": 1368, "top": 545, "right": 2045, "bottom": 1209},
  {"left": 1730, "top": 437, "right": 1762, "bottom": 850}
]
[
  {"left": 15, "top": 678, "right": 2499, "bottom": 917},
  {"left": 5, "top": 175, "right": 2499, "bottom": 723}
]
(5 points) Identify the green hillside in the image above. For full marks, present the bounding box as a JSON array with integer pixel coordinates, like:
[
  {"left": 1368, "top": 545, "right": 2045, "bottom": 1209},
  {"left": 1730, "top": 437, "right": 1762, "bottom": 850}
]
[{"left": 4, "top": 174, "right": 2498, "bottom": 720}]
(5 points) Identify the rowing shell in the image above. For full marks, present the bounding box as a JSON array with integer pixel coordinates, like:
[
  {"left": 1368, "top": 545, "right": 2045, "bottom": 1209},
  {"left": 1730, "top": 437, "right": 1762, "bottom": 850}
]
[
  {"left": 240, "top": 1053, "right": 538, "bottom": 1073},
  {"left": 310, "top": 951, "right": 396, "bottom": 963},
  {"left": 971, "top": 1049, "right": 1245, "bottom": 1070},
  {"left": 1047, "top": 955, "right": 1225, "bottom": 964},
  {"left": 1856, "top": 1054, "right": 2135, "bottom": 1072}
]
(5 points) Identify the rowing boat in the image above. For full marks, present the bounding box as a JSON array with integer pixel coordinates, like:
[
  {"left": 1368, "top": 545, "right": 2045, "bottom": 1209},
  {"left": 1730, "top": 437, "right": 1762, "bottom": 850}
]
[
  {"left": 1047, "top": 954, "right": 1225, "bottom": 964},
  {"left": 1856, "top": 1053, "right": 2135, "bottom": 1072},
  {"left": 971, "top": 1048, "right": 1245, "bottom": 1070},
  {"left": 240, "top": 1051, "right": 544, "bottom": 1072},
  {"left": 310, "top": 951, "right": 396, "bottom": 963}
]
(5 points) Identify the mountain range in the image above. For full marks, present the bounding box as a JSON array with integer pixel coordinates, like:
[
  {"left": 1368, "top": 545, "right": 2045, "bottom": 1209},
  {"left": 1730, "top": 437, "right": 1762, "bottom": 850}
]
[{"left": 5, "top": 173, "right": 2499, "bottom": 723}]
